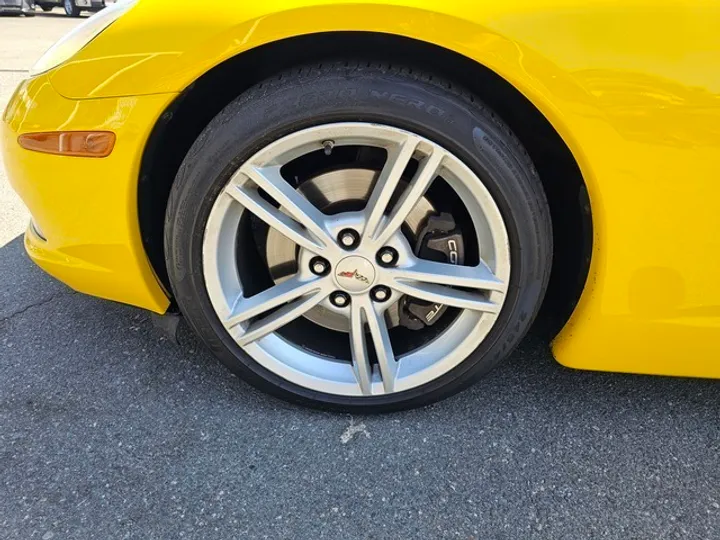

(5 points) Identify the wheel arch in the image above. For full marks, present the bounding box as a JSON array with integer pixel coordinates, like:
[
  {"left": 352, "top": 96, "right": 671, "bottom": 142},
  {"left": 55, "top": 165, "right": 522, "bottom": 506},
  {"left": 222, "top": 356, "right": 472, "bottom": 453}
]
[{"left": 139, "top": 31, "right": 593, "bottom": 335}]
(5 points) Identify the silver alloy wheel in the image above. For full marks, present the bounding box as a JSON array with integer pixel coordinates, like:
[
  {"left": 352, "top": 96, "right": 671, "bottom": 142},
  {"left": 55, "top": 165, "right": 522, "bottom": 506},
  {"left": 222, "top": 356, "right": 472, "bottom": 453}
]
[{"left": 203, "top": 123, "right": 511, "bottom": 396}]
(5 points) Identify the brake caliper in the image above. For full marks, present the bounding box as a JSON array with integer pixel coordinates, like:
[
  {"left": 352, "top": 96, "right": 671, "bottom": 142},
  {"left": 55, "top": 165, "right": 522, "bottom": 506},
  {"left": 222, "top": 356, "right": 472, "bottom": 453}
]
[{"left": 399, "top": 213, "right": 465, "bottom": 330}]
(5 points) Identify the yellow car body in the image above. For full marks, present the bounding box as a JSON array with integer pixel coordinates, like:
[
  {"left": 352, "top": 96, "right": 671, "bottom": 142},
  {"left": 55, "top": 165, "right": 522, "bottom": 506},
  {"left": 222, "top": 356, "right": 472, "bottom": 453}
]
[{"left": 3, "top": 0, "right": 720, "bottom": 379}]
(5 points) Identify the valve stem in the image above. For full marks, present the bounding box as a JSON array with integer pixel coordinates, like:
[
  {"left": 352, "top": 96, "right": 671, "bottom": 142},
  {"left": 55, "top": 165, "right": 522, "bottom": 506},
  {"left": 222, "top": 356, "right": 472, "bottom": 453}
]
[{"left": 322, "top": 140, "right": 335, "bottom": 156}]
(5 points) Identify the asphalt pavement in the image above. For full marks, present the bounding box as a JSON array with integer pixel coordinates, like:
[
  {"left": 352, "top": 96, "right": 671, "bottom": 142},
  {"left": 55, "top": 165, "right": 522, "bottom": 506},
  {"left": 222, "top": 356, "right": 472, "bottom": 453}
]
[{"left": 1, "top": 12, "right": 719, "bottom": 540}]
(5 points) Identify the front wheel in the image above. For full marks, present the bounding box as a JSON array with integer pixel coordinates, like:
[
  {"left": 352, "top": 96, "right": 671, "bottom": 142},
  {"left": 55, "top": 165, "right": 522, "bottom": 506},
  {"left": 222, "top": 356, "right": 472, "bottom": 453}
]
[
  {"left": 64, "top": 0, "right": 80, "bottom": 16},
  {"left": 165, "top": 62, "right": 552, "bottom": 412}
]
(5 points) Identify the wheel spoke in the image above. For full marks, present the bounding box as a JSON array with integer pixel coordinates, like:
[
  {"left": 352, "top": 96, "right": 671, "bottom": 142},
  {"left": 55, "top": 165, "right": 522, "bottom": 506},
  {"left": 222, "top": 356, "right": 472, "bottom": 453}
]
[
  {"left": 389, "top": 259, "right": 506, "bottom": 293},
  {"left": 364, "top": 301, "right": 397, "bottom": 394},
  {"left": 362, "top": 135, "right": 420, "bottom": 244},
  {"left": 390, "top": 280, "right": 502, "bottom": 313},
  {"left": 224, "top": 277, "right": 329, "bottom": 346},
  {"left": 371, "top": 149, "right": 445, "bottom": 248},
  {"left": 349, "top": 300, "right": 373, "bottom": 396},
  {"left": 349, "top": 298, "right": 398, "bottom": 395},
  {"left": 237, "top": 292, "right": 328, "bottom": 346},
  {"left": 233, "top": 164, "right": 334, "bottom": 251},
  {"left": 225, "top": 276, "right": 323, "bottom": 327},
  {"left": 224, "top": 183, "right": 325, "bottom": 253}
]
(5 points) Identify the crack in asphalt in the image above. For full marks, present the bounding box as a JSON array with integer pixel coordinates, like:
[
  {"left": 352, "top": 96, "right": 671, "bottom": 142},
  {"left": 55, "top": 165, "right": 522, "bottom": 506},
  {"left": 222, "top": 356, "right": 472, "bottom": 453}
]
[{"left": 0, "top": 291, "right": 76, "bottom": 324}]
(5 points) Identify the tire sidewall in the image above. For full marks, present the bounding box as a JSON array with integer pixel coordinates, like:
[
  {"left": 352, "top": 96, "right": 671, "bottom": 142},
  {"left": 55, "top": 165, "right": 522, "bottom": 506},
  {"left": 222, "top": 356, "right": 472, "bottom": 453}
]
[
  {"left": 64, "top": 0, "right": 78, "bottom": 16},
  {"left": 165, "top": 65, "right": 551, "bottom": 411}
]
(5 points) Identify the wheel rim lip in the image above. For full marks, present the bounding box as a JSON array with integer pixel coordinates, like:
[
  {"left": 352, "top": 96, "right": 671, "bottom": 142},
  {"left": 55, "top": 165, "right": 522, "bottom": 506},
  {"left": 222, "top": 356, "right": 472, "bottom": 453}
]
[{"left": 202, "top": 122, "right": 511, "bottom": 397}]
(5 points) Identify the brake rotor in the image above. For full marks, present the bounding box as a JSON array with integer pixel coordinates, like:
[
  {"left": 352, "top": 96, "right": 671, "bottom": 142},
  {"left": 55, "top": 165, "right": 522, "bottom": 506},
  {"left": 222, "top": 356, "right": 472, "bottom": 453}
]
[{"left": 265, "top": 168, "right": 436, "bottom": 332}]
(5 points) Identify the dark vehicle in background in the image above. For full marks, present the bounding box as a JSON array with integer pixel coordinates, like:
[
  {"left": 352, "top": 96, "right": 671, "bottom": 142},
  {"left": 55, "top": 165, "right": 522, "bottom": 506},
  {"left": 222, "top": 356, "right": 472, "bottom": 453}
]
[
  {"left": 0, "top": 0, "right": 36, "bottom": 15},
  {"left": 36, "top": 0, "right": 105, "bottom": 16}
]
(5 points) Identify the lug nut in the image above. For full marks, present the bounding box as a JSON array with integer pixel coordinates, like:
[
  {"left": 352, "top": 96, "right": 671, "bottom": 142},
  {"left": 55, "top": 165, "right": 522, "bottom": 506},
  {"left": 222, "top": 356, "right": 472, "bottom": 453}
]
[
  {"left": 310, "top": 256, "right": 330, "bottom": 276},
  {"left": 377, "top": 247, "right": 399, "bottom": 267},
  {"left": 370, "top": 286, "right": 391, "bottom": 303},
  {"left": 338, "top": 229, "right": 360, "bottom": 250},
  {"left": 330, "top": 291, "right": 351, "bottom": 308}
]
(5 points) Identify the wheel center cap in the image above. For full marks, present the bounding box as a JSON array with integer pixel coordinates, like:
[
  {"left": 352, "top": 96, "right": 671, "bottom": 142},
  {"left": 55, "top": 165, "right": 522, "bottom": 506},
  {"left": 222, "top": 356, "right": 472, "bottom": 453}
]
[{"left": 334, "top": 256, "right": 376, "bottom": 293}]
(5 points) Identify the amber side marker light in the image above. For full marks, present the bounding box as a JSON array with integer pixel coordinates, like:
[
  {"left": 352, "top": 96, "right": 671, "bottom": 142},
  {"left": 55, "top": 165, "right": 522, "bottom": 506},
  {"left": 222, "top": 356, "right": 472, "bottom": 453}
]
[{"left": 18, "top": 131, "right": 116, "bottom": 158}]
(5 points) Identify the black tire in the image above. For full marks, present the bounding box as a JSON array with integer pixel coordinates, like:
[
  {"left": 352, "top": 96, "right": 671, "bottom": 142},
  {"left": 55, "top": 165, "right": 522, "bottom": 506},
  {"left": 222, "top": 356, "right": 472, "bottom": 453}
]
[
  {"left": 164, "top": 62, "right": 553, "bottom": 412},
  {"left": 39, "top": 5, "right": 53, "bottom": 12},
  {"left": 64, "top": 0, "right": 79, "bottom": 16},
  {"left": 22, "top": 0, "right": 35, "bottom": 15}
]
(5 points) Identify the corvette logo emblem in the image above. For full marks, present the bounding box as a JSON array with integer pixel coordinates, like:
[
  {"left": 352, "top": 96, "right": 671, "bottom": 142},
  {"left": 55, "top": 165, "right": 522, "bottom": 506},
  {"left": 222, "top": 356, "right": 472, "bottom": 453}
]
[{"left": 337, "top": 269, "right": 370, "bottom": 284}]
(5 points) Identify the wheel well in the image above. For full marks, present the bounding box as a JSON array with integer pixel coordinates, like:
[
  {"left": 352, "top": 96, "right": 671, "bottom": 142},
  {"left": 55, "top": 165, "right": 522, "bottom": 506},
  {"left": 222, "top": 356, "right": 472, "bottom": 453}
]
[{"left": 139, "top": 32, "right": 592, "bottom": 334}]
